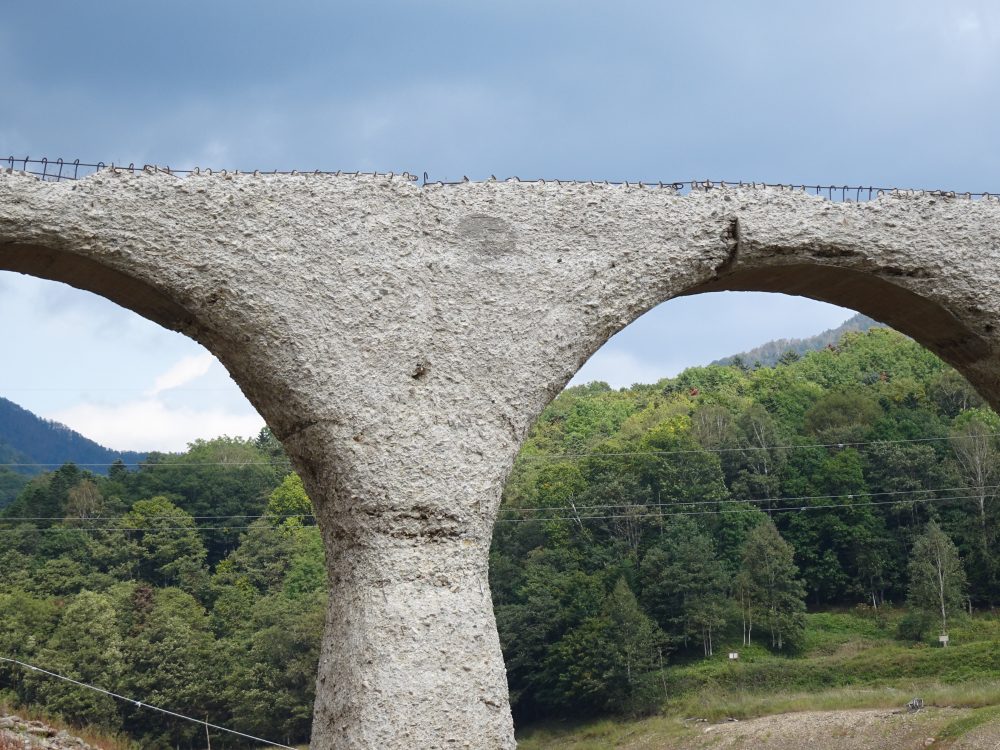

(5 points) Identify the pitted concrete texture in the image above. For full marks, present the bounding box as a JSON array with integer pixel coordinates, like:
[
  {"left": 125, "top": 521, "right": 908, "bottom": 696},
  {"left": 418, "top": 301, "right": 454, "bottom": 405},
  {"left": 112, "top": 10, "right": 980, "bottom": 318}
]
[{"left": 3, "top": 170, "right": 1000, "bottom": 748}]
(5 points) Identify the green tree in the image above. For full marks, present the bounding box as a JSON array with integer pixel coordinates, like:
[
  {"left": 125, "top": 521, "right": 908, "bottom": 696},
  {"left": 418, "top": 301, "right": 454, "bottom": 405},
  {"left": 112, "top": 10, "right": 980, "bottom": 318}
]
[
  {"left": 29, "top": 591, "right": 125, "bottom": 728},
  {"left": 129, "top": 437, "right": 283, "bottom": 563},
  {"left": 0, "top": 591, "right": 58, "bottom": 695},
  {"left": 63, "top": 479, "right": 105, "bottom": 523},
  {"left": 804, "top": 391, "right": 881, "bottom": 445},
  {"left": 540, "top": 579, "right": 663, "bottom": 714},
  {"left": 254, "top": 426, "right": 290, "bottom": 467},
  {"left": 2, "top": 465, "right": 84, "bottom": 528},
  {"left": 266, "top": 472, "right": 313, "bottom": 520},
  {"left": 122, "top": 497, "right": 208, "bottom": 591},
  {"left": 739, "top": 519, "right": 806, "bottom": 650},
  {"left": 907, "top": 521, "right": 967, "bottom": 638},
  {"left": 640, "top": 518, "right": 729, "bottom": 655},
  {"left": 494, "top": 548, "right": 604, "bottom": 717},
  {"left": 120, "top": 588, "right": 220, "bottom": 748},
  {"left": 948, "top": 410, "right": 1000, "bottom": 602},
  {"left": 780, "top": 448, "right": 878, "bottom": 603},
  {"left": 224, "top": 591, "right": 326, "bottom": 745},
  {"left": 950, "top": 410, "right": 1000, "bottom": 529},
  {"left": 930, "top": 368, "right": 983, "bottom": 418}
]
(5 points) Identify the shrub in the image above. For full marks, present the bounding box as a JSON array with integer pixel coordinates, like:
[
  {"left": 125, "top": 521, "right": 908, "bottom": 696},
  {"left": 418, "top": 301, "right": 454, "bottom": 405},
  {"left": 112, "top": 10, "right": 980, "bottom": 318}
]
[{"left": 896, "top": 611, "right": 932, "bottom": 642}]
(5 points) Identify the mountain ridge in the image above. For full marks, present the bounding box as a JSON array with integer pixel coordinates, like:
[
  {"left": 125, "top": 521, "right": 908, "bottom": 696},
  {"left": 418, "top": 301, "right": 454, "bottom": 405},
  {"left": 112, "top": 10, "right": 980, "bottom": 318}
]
[
  {"left": 711, "top": 312, "right": 885, "bottom": 368},
  {"left": 0, "top": 395, "right": 146, "bottom": 476}
]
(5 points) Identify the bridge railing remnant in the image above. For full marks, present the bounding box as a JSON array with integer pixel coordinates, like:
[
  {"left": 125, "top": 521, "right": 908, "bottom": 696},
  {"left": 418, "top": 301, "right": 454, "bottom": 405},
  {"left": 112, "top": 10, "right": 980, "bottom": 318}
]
[{"left": 5, "top": 156, "right": 998, "bottom": 202}]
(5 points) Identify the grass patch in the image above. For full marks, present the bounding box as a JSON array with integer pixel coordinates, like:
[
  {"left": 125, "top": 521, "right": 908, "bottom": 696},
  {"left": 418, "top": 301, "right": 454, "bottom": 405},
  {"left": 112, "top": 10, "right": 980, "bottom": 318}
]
[
  {"left": 661, "top": 680, "right": 1000, "bottom": 723},
  {"left": 517, "top": 714, "right": 690, "bottom": 750},
  {"left": 517, "top": 610, "right": 1000, "bottom": 748},
  {"left": 660, "top": 611, "right": 1000, "bottom": 699},
  {"left": 937, "top": 704, "right": 1000, "bottom": 742},
  {"left": 518, "top": 683, "right": 1000, "bottom": 749}
]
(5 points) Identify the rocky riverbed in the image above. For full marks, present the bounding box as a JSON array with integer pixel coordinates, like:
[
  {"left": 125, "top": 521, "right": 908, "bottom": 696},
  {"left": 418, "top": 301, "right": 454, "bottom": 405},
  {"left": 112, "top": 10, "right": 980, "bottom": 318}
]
[{"left": 0, "top": 715, "right": 102, "bottom": 750}]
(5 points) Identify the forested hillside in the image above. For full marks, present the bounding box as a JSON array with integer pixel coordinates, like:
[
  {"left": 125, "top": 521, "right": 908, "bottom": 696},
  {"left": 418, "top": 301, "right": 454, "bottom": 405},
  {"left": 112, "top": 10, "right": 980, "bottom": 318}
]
[
  {"left": 493, "top": 327, "right": 993, "bottom": 720},
  {"left": 0, "top": 433, "right": 319, "bottom": 749},
  {"left": 712, "top": 312, "right": 883, "bottom": 368},
  {"left": 0, "top": 328, "right": 997, "bottom": 747},
  {"left": 0, "top": 396, "right": 145, "bottom": 482}
]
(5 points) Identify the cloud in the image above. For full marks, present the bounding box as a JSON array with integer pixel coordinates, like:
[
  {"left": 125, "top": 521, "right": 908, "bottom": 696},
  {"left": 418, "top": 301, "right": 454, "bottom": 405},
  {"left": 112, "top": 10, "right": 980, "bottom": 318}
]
[
  {"left": 570, "top": 349, "right": 668, "bottom": 389},
  {"left": 147, "top": 353, "right": 216, "bottom": 397},
  {"left": 44, "top": 353, "right": 263, "bottom": 452},
  {"left": 48, "top": 399, "right": 264, "bottom": 453}
]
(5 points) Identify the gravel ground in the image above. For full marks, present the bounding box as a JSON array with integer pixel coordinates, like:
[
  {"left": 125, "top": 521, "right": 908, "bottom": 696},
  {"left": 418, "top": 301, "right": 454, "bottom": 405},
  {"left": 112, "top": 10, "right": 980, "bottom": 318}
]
[{"left": 663, "top": 708, "right": 978, "bottom": 750}]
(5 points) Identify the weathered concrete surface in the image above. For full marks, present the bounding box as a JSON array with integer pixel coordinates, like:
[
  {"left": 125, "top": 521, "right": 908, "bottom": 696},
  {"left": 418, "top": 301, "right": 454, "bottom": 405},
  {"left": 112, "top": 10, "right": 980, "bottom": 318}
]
[{"left": 3, "top": 170, "right": 1000, "bottom": 748}]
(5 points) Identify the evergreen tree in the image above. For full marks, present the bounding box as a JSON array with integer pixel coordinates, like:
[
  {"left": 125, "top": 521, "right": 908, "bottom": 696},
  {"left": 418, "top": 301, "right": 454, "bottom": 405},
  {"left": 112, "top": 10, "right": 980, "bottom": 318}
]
[
  {"left": 120, "top": 588, "right": 221, "bottom": 748},
  {"left": 541, "top": 579, "right": 663, "bottom": 714},
  {"left": 122, "top": 497, "right": 208, "bottom": 591}
]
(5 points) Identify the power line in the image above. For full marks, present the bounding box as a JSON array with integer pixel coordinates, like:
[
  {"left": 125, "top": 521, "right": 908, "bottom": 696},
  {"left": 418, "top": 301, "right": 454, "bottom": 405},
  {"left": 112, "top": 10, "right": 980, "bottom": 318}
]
[
  {"left": 499, "top": 483, "right": 1000, "bottom": 513},
  {"left": 3, "top": 482, "right": 992, "bottom": 522},
  {"left": 1, "top": 426, "right": 990, "bottom": 472},
  {"left": 0, "top": 429, "right": 985, "bottom": 473},
  {"left": 495, "top": 492, "right": 985, "bottom": 523},
  {"left": 517, "top": 432, "right": 994, "bottom": 462},
  {"left": 0, "top": 656, "right": 296, "bottom": 749},
  {"left": 0, "top": 512, "right": 311, "bottom": 521},
  {"left": 0, "top": 461, "right": 291, "bottom": 468},
  {"left": 0, "top": 387, "right": 240, "bottom": 391},
  {"left": 0, "top": 488, "right": 988, "bottom": 532},
  {"left": 0, "top": 524, "right": 311, "bottom": 533}
]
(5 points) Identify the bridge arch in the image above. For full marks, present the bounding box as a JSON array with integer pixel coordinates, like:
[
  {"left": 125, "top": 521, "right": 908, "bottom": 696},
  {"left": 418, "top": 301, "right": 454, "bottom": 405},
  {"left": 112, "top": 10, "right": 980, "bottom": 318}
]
[
  {"left": 0, "top": 241, "right": 198, "bottom": 334},
  {"left": 577, "top": 262, "right": 996, "bottom": 405},
  {"left": 687, "top": 263, "right": 987, "bottom": 369},
  {"left": 3, "top": 171, "right": 1000, "bottom": 749}
]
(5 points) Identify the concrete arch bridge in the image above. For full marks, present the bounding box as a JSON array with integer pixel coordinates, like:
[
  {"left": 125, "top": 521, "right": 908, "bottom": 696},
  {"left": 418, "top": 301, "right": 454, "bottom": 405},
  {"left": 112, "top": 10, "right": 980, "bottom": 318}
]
[{"left": 2, "top": 170, "right": 999, "bottom": 748}]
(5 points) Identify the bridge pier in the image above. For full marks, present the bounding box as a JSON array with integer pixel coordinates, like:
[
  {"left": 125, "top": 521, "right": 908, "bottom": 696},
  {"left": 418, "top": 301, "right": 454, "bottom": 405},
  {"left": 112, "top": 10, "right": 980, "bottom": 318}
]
[
  {"left": 286, "top": 432, "right": 516, "bottom": 749},
  {"left": 309, "top": 525, "right": 513, "bottom": 748}
]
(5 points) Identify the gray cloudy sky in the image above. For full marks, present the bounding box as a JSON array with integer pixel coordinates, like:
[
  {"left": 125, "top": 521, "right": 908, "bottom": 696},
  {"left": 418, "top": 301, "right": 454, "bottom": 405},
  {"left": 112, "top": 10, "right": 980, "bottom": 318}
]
[{"left": 1, "top": 1, "right": 998, "bottom": 450}]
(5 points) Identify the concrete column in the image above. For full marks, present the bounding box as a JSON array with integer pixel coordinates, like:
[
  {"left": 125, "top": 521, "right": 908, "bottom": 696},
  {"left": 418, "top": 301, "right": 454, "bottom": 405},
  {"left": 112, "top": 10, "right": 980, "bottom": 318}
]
[
  {"left": 281, "top": 423, "right": 518, "bottom": 749},
  {"left": 309, "top": 517, "right": 513, "bottom": 749}
]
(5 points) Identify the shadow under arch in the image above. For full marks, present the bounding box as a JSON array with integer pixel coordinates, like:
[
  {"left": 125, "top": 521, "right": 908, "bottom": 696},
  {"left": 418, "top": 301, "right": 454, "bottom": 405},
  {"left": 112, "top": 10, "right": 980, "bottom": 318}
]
[
  {"left": 685, "top": 263, "right": 989, "bottom": 368},
  {"left": 0, "top": 239, "right": 283, "bottom": 440},
  {"left": 0, "top": 241, "right": 196, "bottom": 334}
]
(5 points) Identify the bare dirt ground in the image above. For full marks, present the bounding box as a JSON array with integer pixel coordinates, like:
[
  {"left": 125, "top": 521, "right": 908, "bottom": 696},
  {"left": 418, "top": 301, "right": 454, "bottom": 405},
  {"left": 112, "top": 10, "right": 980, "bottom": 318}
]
[{"left": 664, "top": 708, "right": 997, "bottom": 750}]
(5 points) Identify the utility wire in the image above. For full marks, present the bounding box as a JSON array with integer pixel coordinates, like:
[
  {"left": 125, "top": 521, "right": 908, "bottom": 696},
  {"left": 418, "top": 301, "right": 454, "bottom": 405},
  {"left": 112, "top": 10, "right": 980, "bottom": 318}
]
[
  {"left": 0, "top": 656, "right": 296, "bottom": 749},
  {"left": 0, "top": 430, "right": 986, "bottom": 470},
  {"left": 0, "top": 461, "right": 291, "bottom": 468},
  {"left": 2, "top": 482, "right": 992, "bottom": 522},
  {"left": 0, "top": 429, "right": 990, "bottom": 472},
  {"left": 0, "top": 525, "right": 305, "bottom": 532},
  {"left": 498, "top": 483, "right": 1000, "bottom": 513},
  {"left": 0, "top": 490, "right": 986, "bottom": 532},
  {"left": 517, "top": 432, "right": 995, "bottom": 462},
  {"left": 0, "top": 513, "right": 311, "bottom": 521},
  {"left": 495, "top": 492, "right": 985, "bottom": 523}
]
